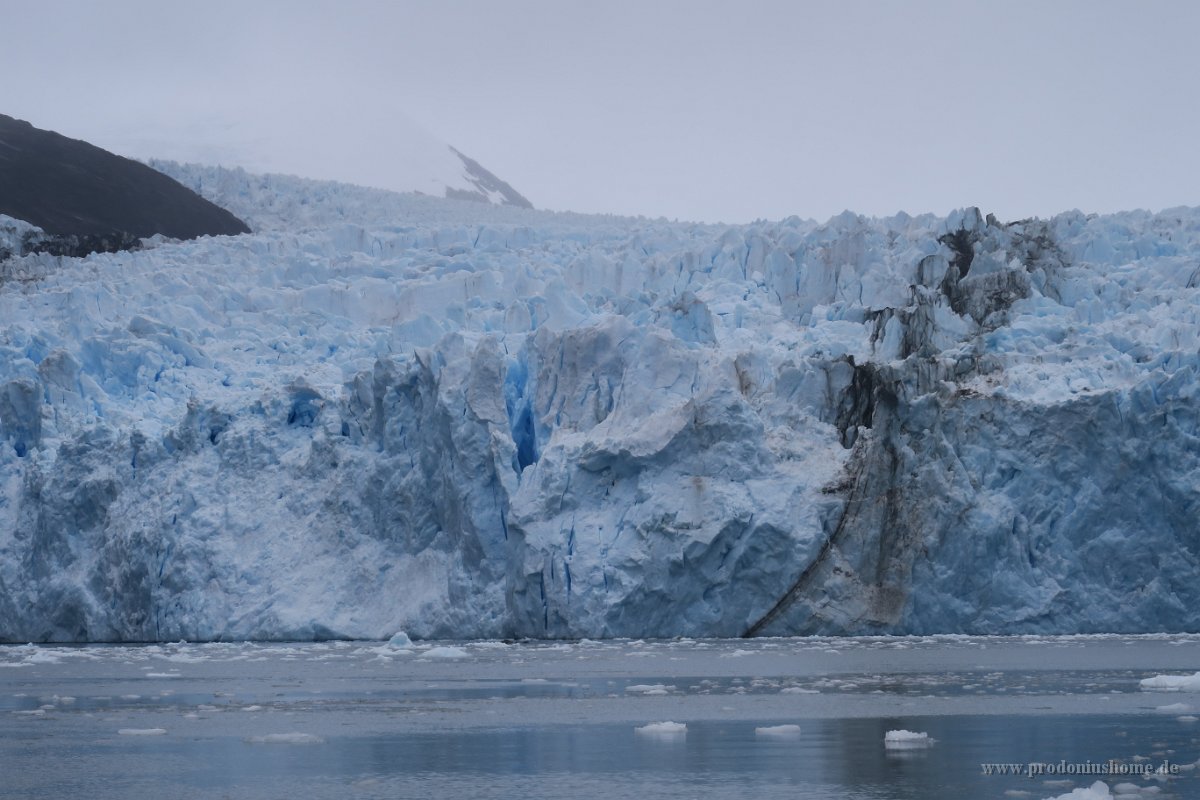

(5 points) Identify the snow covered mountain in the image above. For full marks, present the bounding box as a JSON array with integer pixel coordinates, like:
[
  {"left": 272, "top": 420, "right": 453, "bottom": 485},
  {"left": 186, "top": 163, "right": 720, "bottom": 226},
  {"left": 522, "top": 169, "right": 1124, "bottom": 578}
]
[{"left": 1, "top": 164, "right": 1198, "bottom": 642}]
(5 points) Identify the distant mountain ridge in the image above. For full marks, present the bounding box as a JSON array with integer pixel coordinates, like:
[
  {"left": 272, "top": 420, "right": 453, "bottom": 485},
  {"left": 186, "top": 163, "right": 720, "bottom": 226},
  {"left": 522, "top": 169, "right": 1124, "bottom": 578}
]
[
  {"left": 0, "top": 114, "right": 250, "bottom": 242},
  {"left": 76, "top": 106, "right": 535, "bottom": 213},
  {"left": 447, "top": 146, "right": 532, "bottom": 208}
]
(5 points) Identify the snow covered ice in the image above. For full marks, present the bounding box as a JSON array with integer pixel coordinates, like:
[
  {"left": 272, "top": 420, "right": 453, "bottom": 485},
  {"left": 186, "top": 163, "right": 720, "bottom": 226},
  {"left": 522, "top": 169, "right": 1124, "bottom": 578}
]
[{"left": 3, "top": 164, "right": 1200, "bottom": 641}]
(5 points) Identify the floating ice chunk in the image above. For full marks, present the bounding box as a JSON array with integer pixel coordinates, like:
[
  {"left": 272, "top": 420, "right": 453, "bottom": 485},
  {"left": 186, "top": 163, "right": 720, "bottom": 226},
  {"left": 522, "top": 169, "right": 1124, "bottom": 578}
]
[
  {"left": 1177, "top": 715, "right": 1199, "bottom": 722},
  {"left": 780, "top": 687, "right": 819, "bottom": 694},
  {"left": 144, "top": 672, "right": 181, "bottom": 678},
  {"left": 1154, "top": 702, "right": 1192, "bottom": 713},
  {"left": 245, "top": 733, "right": 324, "bottom": 744},
  {"left": 1041, "top": 782, "right": 1113, "bottom": 799},
  {"left": 118, "top": 728, "right": 166, "bottom": 736},
  {"left": 419, "top": 646, "right": 469, "bottom": 659},
  {"left": 386, "top": 631, "right": 413, "bottom": 649},
  {"left": 883, "top": 729, "right": 934, "bottom": 749},
  {"left": 626, "top": 684, "right": 671, "bottom": 694},
  {"left": 635, "top": 721, "right": 687, "bottom": 736},
  {"left": 1140, "top": 672, "right": 1200, "bottom": 691},
  {"left": 755, "top": 724, "right": 801, "bottom": 737}
]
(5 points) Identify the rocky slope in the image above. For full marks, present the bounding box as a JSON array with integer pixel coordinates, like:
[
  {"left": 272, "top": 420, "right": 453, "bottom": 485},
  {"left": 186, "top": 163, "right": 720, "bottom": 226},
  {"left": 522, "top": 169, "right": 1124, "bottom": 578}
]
[{"left": 0, "top": 114, "right": 249, "bottom": 259}]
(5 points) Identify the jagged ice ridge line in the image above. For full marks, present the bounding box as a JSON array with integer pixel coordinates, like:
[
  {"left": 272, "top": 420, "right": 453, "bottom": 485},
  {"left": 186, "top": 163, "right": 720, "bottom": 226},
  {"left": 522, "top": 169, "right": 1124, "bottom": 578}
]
[{"left": 1, "top": 163, "right": 1198, "bottom": 642}]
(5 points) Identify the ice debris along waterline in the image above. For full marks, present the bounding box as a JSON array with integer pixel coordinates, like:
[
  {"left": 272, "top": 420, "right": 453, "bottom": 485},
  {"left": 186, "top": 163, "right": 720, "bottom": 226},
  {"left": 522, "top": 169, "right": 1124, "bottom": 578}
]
[
  {"left": 883, "top": 729, "right": 933, "bottom": 749},
  {"left": 4, "top": 161, "right": 1200, "bottom": 642}
]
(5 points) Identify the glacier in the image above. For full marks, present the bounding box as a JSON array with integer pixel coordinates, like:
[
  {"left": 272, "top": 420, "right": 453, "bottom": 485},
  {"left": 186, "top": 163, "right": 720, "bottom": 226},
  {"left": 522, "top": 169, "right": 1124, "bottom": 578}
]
[{"left": 1, "top": 163, "right": 1198, "bottom": 642}]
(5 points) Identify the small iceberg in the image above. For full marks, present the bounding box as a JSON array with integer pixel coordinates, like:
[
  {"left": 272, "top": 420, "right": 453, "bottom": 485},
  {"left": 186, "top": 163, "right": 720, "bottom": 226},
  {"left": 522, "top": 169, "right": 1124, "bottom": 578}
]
[
  {"left": 1139, "top": 672, "right": 1200, "bottom": 691},
  {"left": 385, "top": 631, "right": 413, "bottom": 649},
  {"left": 118, "top": 728, "right": 167, "bottom": 736},
  {"left": 245, "top": 732, "right": 325, "bottom": 744},
  {"left": 755, "top": 724, "right": 801, "bottom": 737},
  {"left": 1043, "top": 781, "right": 1113, "bottom": 800},
  {"left": 419, "top": 646, "right": 469, "bottom": 659},
  {"left": 883, "top": 729, "right": 934, "bottom": 749},
  {"left": 635, "top": 721, "right": 687, "bottom": 737}
]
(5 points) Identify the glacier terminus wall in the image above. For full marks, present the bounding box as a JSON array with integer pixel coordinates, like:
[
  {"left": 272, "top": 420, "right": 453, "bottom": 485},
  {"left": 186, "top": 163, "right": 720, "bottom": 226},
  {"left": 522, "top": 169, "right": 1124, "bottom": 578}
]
[{"left": 1, "top": 164, "right": 1198, "bottom": 641}]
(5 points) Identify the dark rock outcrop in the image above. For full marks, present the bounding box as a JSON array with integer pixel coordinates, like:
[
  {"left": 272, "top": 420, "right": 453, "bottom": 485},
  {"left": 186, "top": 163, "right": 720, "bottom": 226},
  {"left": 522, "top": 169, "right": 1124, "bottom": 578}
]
[{"left": 0, "top": 114, "right": 250, "bottom": 243}]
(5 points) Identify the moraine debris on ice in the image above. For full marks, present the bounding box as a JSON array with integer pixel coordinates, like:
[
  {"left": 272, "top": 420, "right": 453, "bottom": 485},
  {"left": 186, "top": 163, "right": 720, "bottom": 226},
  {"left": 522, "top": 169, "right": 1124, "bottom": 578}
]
[{"left": 2, "top": 162, "right": 1200, "bottom": 642}]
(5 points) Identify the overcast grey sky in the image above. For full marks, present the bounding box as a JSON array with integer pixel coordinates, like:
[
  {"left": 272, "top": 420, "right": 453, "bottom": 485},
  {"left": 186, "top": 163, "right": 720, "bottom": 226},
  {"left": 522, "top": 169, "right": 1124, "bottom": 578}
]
[{"left": 2, "top": 0, "right": 1197, "bottom": 223}]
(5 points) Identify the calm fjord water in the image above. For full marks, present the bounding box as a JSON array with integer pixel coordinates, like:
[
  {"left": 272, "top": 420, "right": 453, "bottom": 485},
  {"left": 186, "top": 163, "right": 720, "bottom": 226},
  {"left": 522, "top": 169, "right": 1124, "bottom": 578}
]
[{"left": 3, "top": 635, "right": 1199, "bottom": 799}]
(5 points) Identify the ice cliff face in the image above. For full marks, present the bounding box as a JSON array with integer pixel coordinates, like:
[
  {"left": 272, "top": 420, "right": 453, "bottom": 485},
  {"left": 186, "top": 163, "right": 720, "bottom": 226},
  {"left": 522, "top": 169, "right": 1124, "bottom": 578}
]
[{"left": 1, "top": 166, "right": 1198, "bottom": 642}]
